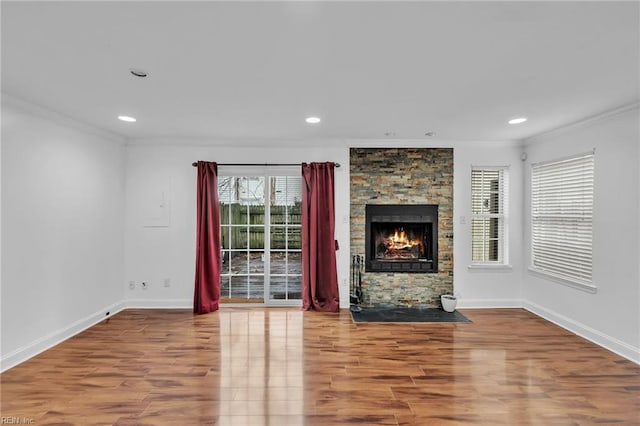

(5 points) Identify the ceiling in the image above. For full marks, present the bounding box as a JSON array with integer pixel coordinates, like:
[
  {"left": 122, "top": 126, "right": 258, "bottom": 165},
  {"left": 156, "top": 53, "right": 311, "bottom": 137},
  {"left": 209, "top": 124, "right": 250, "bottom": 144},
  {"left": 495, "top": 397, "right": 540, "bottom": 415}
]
[{"left": 2, "top": 1, "right": 638, "bottom": 143}]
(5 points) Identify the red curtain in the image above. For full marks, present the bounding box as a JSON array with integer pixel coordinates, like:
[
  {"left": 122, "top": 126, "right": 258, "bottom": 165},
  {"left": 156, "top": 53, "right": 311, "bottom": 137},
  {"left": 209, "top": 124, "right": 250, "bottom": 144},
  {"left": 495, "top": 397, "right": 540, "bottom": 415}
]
[
  {"left": 301, "top": 162, "right": 340, "bottom": 312},
  {"left": 194, "top": 161, "right": 221, "bottom": 314}
]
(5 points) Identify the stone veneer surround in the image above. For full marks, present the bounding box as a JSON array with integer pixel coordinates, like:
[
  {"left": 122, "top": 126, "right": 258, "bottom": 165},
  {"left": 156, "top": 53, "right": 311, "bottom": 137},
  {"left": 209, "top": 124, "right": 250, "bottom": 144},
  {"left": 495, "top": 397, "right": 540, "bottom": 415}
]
[{"left": 350, "top": 148, "right": 453, "bottom": 307}]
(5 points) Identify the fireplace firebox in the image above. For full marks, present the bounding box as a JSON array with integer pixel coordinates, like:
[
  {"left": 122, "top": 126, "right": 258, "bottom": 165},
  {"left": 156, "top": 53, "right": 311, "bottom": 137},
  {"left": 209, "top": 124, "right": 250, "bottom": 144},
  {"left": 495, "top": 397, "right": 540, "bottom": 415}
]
[{"left": 365, "top": 204, "right": 438, "bottom": 273}]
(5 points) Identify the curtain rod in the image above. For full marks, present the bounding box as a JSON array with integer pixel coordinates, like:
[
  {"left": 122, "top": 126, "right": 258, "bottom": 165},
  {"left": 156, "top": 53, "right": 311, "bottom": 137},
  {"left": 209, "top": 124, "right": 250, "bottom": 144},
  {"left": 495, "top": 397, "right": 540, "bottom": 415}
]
[{"left": 191, "top": 162, "right": 340, "bottom": 168}]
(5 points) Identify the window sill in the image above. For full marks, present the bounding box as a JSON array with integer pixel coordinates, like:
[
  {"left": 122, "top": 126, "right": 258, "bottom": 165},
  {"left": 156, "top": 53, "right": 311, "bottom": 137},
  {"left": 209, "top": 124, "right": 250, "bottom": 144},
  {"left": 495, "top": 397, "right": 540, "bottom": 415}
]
[
  {"left": 527, "top": 267, "right": 597, "bottom": 294},
  {"left": 468, "top": 264, "right": 512, "bottom": 271}
]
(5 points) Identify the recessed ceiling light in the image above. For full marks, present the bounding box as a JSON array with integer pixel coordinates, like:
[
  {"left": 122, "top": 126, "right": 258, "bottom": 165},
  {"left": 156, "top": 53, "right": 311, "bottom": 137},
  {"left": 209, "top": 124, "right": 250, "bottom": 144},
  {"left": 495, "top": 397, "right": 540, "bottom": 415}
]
[
  {"left": 508, "top": 117, "right": 527, "bottom": 124},
  {"left": 118, "top": 115, "right": 137, "bottom": 122},
  {"left": 305, "top": 116, "right": 321, "bottom": 124},
  {"left": 129, "top": 68, "right": 148, "bottom": 78}
]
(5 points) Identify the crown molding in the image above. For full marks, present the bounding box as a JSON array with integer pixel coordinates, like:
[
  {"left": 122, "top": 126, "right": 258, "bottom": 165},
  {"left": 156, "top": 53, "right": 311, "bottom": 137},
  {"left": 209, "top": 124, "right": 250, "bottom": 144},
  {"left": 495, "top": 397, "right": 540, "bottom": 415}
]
[
  {"left": 2, "top": 92, "right": 127, "bottom": 145},
  {"left": 524, "top": 102, "right": 640, "bottom": 143}
]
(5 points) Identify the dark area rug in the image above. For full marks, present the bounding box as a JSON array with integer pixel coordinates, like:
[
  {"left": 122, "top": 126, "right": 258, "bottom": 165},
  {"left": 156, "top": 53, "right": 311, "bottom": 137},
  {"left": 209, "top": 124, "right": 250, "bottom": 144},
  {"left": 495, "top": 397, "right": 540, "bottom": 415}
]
[{"left": 351, "top": 306, "right": 471, "bottom": 323}]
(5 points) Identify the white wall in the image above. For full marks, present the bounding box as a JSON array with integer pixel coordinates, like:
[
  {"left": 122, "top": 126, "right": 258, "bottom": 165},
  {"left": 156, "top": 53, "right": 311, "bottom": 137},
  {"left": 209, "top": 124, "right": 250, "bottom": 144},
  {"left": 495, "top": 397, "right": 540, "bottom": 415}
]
[
  {"left": 453, "top": 141, "right": 524, "bottom": 307},
  {"left": 1, "top": 96, "right": 126, "bottom": 371},
  {"left": 125, "top": 140, "right": 524, "bottom": 311},
  {"left": 522, "top": 107, "right": 640, "bottom": 362},
  {"left": 124, "top": 142, "right": 351, "bottom": 308}
]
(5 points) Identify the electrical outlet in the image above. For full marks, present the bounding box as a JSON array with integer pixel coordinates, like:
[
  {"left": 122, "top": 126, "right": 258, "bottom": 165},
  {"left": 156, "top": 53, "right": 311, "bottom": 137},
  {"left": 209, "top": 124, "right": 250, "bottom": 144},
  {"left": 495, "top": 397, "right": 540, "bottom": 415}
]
[
  {"left": 129, "top": 281, "right": 135, "bottom": 290},
  {"left": 163, "top": 278, "right": 171, "bottom": 287},
  {"left": 142, "top": 281, "right": 148, "bottom": 290}
]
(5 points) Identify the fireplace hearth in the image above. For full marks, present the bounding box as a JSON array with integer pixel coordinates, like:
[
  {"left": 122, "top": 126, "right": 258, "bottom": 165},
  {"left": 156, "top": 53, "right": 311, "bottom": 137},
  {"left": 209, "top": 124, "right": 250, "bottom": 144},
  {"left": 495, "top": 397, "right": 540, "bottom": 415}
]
[{"left": 365, "top": 204, "right": 438, "bottom": 273}]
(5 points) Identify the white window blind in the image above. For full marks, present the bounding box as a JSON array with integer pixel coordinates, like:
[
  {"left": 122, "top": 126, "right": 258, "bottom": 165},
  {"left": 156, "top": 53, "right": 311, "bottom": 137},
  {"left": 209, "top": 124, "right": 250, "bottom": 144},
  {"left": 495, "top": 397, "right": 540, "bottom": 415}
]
[
  {"left": 531, "top": 152, "right": 594, "bottom": 286},
  {"left": 471, "top": 167, "right": 509, "bottom": 264}
]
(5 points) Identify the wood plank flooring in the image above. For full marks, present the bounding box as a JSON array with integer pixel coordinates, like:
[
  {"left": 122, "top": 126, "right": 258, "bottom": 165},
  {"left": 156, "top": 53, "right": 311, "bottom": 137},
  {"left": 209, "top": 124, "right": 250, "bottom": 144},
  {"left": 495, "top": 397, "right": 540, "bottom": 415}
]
[{"left": 1, "top": 308, "right": 639, "bottom": 425}]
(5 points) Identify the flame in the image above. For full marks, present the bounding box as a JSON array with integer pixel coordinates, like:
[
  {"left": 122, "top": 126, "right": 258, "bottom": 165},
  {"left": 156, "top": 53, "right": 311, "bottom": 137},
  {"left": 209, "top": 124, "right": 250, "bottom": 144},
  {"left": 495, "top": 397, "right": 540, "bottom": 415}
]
[
  {"left": 383, "top": 227, "right": 423, "bottom": 254},
  {"left": 391, "top": 229, "right": 409, "bottom": 246}
]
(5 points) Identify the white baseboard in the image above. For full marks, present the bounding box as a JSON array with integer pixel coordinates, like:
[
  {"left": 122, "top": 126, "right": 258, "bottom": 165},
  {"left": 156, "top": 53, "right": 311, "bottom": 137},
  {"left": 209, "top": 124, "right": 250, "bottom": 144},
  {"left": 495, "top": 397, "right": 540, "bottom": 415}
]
[
  {"left": 5, "top": 297, "right": 636, "bottom": 372},
  {"left": 524, "top": 301, "right": 640, "bottom": 365},
  {"left": 0, "top": 300, "right": 126, "bottom": 373},
  {"left": 0, "top": 299, "right": 192, "bottom": 372},
  {"left": 124, "top": 298, "right": 192, "bottom": 309},
  {"left": 457, "top": 298, "right": 523, "bottom": 309}
]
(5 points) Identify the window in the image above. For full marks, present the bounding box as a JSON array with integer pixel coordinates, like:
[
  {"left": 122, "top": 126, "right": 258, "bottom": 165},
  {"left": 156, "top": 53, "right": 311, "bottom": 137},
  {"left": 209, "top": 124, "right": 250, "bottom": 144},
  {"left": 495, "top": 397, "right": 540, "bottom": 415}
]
[
  {"left": 530, "top": 152, "right": 594, "bottom": 289},
  {"left": 471, "top": 167, "right": 509, "bottom": 265}
]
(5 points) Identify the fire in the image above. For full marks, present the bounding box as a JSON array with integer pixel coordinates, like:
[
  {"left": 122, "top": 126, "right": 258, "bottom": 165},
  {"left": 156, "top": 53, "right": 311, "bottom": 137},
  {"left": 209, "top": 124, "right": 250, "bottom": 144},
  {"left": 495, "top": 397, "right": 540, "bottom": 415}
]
[
  {"left": 390, "top": 228, "right": 411, "bottom": 248},
  {"left": 382, "top": 227, "right": 424, "bottom": 258}
]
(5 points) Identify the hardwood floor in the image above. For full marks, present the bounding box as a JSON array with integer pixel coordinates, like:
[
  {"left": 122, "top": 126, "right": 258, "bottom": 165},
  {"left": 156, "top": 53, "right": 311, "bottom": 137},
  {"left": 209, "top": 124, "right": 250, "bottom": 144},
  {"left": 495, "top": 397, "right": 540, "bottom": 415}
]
[{"left": 1, "top": 308, "right": 639, "bottom": 425}]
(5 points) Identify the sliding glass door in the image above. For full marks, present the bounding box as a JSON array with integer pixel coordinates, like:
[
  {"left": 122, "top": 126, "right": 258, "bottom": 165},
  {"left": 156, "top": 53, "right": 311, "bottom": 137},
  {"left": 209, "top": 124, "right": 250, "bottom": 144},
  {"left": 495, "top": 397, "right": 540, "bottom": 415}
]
[{"left": 218, "top": 172, "right": 302, "bottom": 305}]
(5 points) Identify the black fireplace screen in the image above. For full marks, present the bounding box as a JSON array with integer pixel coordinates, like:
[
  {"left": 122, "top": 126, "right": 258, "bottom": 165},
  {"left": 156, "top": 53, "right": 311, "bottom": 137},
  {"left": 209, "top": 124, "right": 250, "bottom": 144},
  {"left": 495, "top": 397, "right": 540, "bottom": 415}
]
[{"left": 365, "top": 204, "right": 438, "bottom": 273}]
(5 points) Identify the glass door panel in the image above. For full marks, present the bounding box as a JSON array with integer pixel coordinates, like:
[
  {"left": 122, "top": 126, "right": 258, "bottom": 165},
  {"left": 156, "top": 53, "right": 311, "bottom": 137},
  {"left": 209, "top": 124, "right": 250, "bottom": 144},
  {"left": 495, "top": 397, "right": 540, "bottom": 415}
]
[
  {"left": 268, "top": 176, "right": 302, "bottom": 303},
  {"left": 219, "top": 176, "right": 265, "bottom": 303}
]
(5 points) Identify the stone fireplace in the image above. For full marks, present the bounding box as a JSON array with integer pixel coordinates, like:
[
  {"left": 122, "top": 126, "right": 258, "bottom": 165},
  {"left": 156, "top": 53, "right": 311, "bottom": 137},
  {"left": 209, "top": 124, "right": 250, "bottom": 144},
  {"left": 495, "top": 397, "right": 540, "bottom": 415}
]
[
  {"left": 350, "top": 148, "right": 453, "bottom": 307},
  {"left": 365, "top": 204, "right": 438, "bottom": 273}
]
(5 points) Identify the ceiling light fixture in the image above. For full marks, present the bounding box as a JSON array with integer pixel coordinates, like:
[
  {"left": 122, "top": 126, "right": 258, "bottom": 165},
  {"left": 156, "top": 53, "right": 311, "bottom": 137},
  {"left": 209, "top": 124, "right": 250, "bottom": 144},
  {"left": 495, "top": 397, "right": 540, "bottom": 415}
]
[
  {"left": 129, "top": 68, "right": 148, "bottom": 78},
  {"left": 508, "top": 117, "right": 527, "bottom": 124},
  {"left": 118, "top": 115, "right": 137, "bottom": 122},
  {"left": 425, "top": 131, "right": 435, "bottom": 137},
  {"left": 305, "top": 116, "right": 321, "bottom": 124}
]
